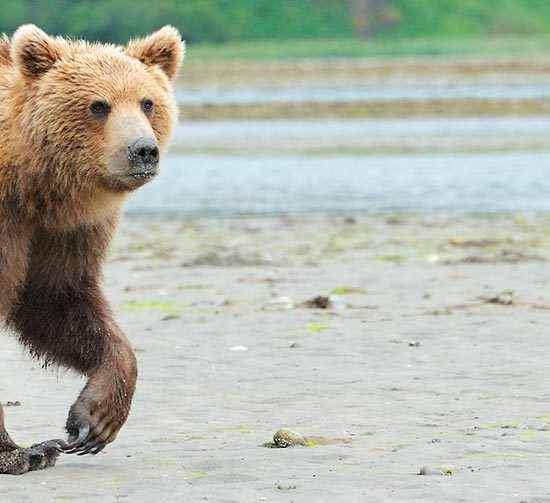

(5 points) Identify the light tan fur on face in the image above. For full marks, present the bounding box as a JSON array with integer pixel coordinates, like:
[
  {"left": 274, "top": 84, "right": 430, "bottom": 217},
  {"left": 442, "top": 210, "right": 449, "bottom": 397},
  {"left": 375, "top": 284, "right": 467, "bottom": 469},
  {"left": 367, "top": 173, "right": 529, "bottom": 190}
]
[
  {"left": 106, "top": 107, "right": 156, "bottom": 178},
  {"left": 0, "top": 25, "right": 184, "bottom": 230}
]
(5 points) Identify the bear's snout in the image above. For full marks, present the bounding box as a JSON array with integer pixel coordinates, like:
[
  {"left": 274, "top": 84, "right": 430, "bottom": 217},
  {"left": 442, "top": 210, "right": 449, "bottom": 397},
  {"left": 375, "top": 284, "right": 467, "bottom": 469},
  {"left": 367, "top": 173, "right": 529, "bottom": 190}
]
[
  {"left": 127, "top": 137, "right": 160, "bottom": 171},
  {"left": 106, "top": 135, "right": 161, "bottom": 190}
]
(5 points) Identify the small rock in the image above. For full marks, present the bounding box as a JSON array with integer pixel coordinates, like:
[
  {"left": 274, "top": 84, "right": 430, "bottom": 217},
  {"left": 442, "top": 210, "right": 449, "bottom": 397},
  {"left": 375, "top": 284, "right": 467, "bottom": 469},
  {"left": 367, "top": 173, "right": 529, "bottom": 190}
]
[
  {"left": 265, "top": 296, "right": 294, "bottom": 310},
  {"left": 300, "top": 294, "right": 346, "bottom": 310},
  {"left": 328, "top": 295, "right": 347, "bottom": 311},
  {"left": 230, "top": 345, "right": 248, "bottom": 351},
  {"left": 418, "top": 466, "right": 444, "bottom": 476},
  {"left": 487, "top": 291, "right": 514, "bottom": 305},
  {"left": 277, "top": 483, "right": 297, "bottom": 491},
  {"left": 440, "top": 464, "right": 461, "bottom": 475},
  {"left": 272, "top": 428, "right": 306, "bottom": 448},
  {"left": 303, "top": 296, "right": 331, "bottom": 309},
  {"left": 419, "top": 464, "right": 461, "bottom": 476}
]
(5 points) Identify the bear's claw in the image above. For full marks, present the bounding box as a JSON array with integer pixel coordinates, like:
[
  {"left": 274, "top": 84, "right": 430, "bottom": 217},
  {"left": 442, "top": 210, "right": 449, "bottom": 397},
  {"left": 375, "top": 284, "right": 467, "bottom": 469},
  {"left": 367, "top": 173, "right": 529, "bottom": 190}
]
[
  {"left": 63, "top": 422, "right": 114, "bottom": 456},
  {"left": 63, "top": 424, "right": 94, "bottom": 454},
  {"left": 63, "top": 371, "right": 131, "bottom": 456}
]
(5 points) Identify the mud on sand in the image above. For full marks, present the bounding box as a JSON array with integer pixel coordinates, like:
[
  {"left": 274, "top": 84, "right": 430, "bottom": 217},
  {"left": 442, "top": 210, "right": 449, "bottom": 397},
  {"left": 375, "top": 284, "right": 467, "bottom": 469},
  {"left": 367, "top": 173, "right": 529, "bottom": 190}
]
[{"left": 1, "top": 214, "right": 550, "bottom": 502}]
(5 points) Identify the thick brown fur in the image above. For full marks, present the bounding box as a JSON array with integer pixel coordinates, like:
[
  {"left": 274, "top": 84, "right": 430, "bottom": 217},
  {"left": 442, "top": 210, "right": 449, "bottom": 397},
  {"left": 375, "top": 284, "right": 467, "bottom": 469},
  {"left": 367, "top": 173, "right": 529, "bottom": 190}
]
[{"left": 0, "top": 25, "right": 184, "bottom": 471}]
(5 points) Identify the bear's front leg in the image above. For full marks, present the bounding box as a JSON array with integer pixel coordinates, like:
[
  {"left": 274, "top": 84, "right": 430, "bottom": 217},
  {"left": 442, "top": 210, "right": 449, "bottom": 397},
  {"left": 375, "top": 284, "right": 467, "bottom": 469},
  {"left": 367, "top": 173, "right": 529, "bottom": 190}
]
[
  {"left": 8, "top": 217, "right": 138, "bottom": 460},
  {"left": 64, "top": 334, "right": 137, "bottom": 455},
  {"left": 9, "top": 272, "right": 138, "bottom": 457}
]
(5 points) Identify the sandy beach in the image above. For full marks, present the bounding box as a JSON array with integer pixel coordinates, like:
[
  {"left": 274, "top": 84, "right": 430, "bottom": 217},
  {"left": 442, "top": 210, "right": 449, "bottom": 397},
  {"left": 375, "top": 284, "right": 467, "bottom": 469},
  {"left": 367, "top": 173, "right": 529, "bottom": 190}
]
[
  {"left": 2, "top": 214, "right": 550, "bottom": 502},
  {"left": 1, "top": 2, "right": 550, "bottom": 500}
]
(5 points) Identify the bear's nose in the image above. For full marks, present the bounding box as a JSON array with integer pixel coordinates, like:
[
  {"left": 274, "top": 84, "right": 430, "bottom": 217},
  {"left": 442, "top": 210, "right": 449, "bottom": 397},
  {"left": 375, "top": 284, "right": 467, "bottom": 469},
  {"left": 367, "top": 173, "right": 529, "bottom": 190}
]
[{"left": 127, "top": 138, "right": 160, "bottom": 168}]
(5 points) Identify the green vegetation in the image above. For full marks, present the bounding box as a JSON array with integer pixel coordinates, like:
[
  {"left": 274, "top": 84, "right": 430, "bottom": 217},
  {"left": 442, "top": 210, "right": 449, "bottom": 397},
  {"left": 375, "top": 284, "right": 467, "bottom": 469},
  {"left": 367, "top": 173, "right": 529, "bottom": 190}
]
[
  {"left": 1, "top": 0, "right": 549, "bottom": 48},
  {"left": 1, "top": 0, "right": 349, "bottom": 43},
  {"left": 331, "top": 287, "right": 367, "bottom": 295},
  {"left": 117, "top": 300, "right": 184, "bottom": 315},
  {"left": 187, "top": 34, "right": 550, "bottom": 61},
  {"left": 304, "top": 323, "right": 329, "bottom": 333}
]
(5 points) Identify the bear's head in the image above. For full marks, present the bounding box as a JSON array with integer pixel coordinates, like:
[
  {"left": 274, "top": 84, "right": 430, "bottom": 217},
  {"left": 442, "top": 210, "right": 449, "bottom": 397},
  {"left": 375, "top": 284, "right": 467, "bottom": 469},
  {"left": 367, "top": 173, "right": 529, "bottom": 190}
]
[{"left": 8, "top": 25, "right": 184, "bottom": 206}]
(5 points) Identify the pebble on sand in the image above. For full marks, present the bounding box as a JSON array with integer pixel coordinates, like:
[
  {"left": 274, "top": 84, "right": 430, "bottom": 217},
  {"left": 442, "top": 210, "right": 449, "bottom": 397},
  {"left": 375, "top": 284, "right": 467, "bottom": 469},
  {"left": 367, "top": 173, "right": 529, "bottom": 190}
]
[
  {"left": 265, "top": 297, "right": 294, "bottom": 310},
  {"left": 418, "top": 464, "right": 461, "bottom": 476},
  {"left": 264, "top": 428, "right": 307, "bottom": 448},
  {"left": 230, "top": 345, "right": 248, "bottom": 351}
]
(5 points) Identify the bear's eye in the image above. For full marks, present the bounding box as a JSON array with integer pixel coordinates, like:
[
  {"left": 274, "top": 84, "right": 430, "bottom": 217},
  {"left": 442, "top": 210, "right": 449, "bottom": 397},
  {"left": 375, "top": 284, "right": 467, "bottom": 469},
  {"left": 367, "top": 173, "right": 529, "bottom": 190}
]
[
  {"left": 141, "top": 98, "right": 154, "bottom": 114},
  {"left": 90, "top": 101, "right": 110, "bottom": 118}
]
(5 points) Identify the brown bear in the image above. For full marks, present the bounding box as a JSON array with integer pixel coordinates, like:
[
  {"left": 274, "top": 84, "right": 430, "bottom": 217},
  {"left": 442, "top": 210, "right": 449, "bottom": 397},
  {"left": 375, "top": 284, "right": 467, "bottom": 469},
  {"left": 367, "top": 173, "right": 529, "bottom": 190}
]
[{"left": 0, "top": 25, "right": 184, "bottom": 474}]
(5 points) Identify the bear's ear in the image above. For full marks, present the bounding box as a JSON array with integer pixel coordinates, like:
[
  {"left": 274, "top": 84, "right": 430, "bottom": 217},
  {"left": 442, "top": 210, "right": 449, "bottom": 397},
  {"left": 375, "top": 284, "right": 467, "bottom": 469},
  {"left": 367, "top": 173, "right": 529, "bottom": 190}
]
[
  {"left": 126, "top": 26, "right": 185, "bottom": 82},
  {"left": 11, "top": 25, "right": 65, "bottom": 78}
]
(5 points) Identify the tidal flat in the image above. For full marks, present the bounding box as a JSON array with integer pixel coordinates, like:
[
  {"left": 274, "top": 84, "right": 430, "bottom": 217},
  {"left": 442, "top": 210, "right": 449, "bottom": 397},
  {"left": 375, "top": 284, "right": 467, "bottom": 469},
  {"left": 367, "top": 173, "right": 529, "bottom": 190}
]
[{"left": 2, "top": 214, "right": 550, "bottom": 501}]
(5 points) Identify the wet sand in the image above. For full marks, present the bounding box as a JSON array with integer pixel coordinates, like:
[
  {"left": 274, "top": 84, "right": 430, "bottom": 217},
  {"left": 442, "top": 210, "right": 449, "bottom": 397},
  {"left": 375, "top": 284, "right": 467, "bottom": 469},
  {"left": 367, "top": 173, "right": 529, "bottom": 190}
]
[
  {"left": 179, "top": 97, "right": 550, "bottom": 120},
  {"left": 180, "top": 56, "right": 550, "bottom": 89},
  {"left": 178, "top": 55, "right": 550, "bottom": 120},
  {"left": 2, "top": 214, "right": 550, "bottom": 501}
]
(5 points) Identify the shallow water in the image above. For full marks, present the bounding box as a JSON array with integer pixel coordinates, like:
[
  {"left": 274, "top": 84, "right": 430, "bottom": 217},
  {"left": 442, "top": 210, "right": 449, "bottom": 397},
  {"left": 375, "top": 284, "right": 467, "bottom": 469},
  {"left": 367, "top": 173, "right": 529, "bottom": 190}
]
[
  {"left": 127, "top": 152, "right": 550, "bottom": 217},
  {"left": 124, "top": 116, "right": 550, "bottom": 218},
  {"left": 171, "top": 116, "right": 550, "bottom": 152}
]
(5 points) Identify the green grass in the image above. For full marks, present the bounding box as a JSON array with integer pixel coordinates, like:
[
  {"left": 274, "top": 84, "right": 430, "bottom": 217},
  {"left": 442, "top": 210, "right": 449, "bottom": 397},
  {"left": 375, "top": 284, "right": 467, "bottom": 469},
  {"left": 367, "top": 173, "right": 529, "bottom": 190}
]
[{"left": 187, "top": 34, "right": 550, "bottom": 62}]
